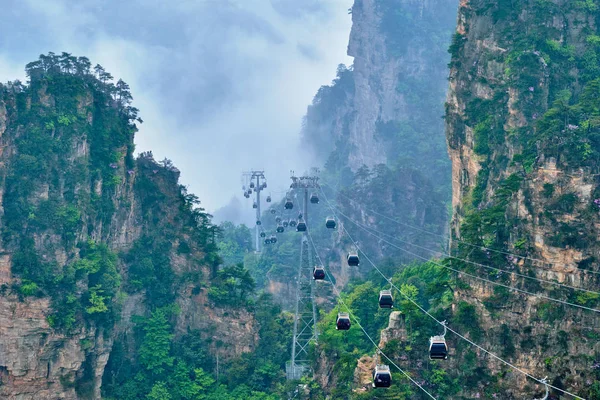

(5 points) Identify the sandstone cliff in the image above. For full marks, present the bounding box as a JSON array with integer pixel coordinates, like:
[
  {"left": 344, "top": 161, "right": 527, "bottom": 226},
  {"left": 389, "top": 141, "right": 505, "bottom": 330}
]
[
  {"left": 0, "top": 58, "right": 256, "bottom": 399},
  {"left": 446, "top": 0, "right": 600, "bottom": 397}
]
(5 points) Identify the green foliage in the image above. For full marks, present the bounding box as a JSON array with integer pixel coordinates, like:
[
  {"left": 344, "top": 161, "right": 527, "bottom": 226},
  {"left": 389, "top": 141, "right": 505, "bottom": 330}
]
[
  {"left": 208, "top": 263, "right": 255, "bottom": 307},
  {"left": 217, "top": 222, "right": 253, "bottom": 267},
  {"left": 137, "top": 308, "right": 176, "bottom": 375}
]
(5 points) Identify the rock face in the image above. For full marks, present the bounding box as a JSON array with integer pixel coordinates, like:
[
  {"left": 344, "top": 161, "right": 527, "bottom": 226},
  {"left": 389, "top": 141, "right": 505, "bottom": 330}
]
[
  {"left": 303, "top": 0, "right": 456, "bottom": 189},
  {"left": 446, "top": 0, "right": 600, "bottom": 397},
  {"left": 0, "top": 67, "right": 256, "bottom": 398}
]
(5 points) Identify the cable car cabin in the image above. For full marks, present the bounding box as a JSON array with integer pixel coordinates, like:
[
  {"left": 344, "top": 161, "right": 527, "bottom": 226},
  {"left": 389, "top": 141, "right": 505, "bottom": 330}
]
[
  {"left": 296, "top": 222, "right": 307, "bottom": 232},
  {"left": 313, "top": 266, "right": 325, "bottom": 280},
  {"left": 429, "top": 336, "right": 448, "bottom": 360},
  {"left": 270, "top": 235, "right": 278, "bottom": 244},
  {"left": 289, "top": 219, "right": 297, "bottom": 227},
  {"left": 271, "top": 209, "right": 277, "bottom": 214},
  {"left": 275, "top": 216, "right": 282, "bottom": 224},
  {"left": 256, "top": 220, "right": 262, "bottom": 226},
  {"left": 347, "top": 253, "right": 360, "bottom": 267},
  {"left": 264, "top": 238, "right": 271, "bottom": 244},
  {"left": 310, "top": 193, "right": 319, "bottom": 204},
  {"left": 372, "top": 365, "right": 392, "bottom": 388},
  {"left": 244, "top": 193, "right": 250, "bottom": 199},
  {"left": 249, "top": 182, "right": 255, "bottom": 189},
  {"left": 276, "top": 225, "right": 284, "bottom": 233},
  {"left": 283, "top": 220, "right": 289, "bottom": 227},
  {"left": 379, "top": 290, "right": 394, "bottom": 308},
  {"left": 262, "top": 182, "right": 267, "bottom": 189},
  {"left": 325, "top": 217, "right": 336, "bottom": 229},
  {"left": 253, "top": 202, "right": 258, "bottom": 209},
  {"left": 298, "top": 213, "right": 303, "bottom": 220},
  {"left": 284, "top": 199, "right": 293, "bottom": 209},
  {"left": 336, "top": 313, "right": 351, "bottom": 330},
  {"left": 266, "top": 196, "right": 272, "bottom": 203},
  {"left": 260, "top": 232, "right": 266, "bottom": 238}
]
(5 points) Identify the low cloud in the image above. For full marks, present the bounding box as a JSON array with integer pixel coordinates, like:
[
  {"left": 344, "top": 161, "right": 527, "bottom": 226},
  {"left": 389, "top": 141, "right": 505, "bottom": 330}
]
[{"left": 0, "top": 0, "right": 353, "bottom": 214}]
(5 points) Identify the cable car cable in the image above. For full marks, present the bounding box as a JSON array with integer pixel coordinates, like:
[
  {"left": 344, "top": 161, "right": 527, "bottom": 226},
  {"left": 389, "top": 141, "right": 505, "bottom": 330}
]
[
  {"left": 318, "top": 188, "right": 587, "bottom": 400},
  {"left": 306, "top": 228, "right": 437, "bottom": 400},
  {"left": 320, "top": 180, "right": 600, "bottom": 277},
  {"left": 330, "top": 206, "right": 600, "bottom": 314},
  {"left": 326, "top": 203, "right": 600, "bottom": 296}
]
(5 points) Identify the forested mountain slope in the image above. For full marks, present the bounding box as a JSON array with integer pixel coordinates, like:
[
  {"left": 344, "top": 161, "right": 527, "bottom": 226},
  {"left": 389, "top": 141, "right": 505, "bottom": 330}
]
[
  {"left": 446, "top": 0, "right": 600, "bottom": 397},
  {"left": 0, "top": 54, "right": 271, "bottom": 400}
]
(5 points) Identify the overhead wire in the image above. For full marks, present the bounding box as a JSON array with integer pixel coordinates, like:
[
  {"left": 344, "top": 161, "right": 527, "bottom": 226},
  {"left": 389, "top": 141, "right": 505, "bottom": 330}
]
[
  {"left": 326, "top": 203, "right": 600, "bottom": 296},
  {"left": 320, "top": 179, "right": 600, "bottom": 276},
  {"left": 306, "top": 227, "right": 438, "bottom": 400},
  {"left": 326, "top": 199, "right": 600, "bottom": 313},
  {"left": 318, "top": 187, "right": 587, "bottom": 400}
]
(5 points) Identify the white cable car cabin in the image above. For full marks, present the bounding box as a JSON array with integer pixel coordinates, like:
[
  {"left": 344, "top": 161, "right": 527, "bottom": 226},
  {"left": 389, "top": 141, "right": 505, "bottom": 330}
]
[
  {"left": 325, "top": 217, "right": 336, "bottom": 229},
  {"left": 347, "top": 253, "right": 360, "bottom": 267},
  {"left": 313, "top": 266, "right": 325, "bottom": 280},
  {"left": 378, "top": 290, "right": 393, "bottom": 308},
  {"left": 336, "top": 313, "right": 351, "bottom": 330},
  {"left": 372, "top": 365, "right": 392, "bottom": 388},
  {"left": 429, "top": 336, "right": 448, "bottom": 360}
]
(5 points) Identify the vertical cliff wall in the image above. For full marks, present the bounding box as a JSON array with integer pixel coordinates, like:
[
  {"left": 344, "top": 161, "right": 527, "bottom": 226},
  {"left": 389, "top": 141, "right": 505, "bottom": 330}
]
[
  {"left": 446, "top": 0, "right": 600, "bottom": 397},
  {"left": 0, "top": 57, "right": 256, "bottom": 399}
]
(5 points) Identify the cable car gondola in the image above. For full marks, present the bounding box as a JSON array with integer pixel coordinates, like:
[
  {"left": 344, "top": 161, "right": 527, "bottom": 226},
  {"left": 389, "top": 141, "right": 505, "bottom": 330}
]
[
  {"left": 429, "top": 321, "right": 448, "bottom": 360},
  {"left": 336, "top": 312, "right": 351, "bottom": 330},
  {"left": 276, "top": 225, "right": 284, "bottom": 233},
  {"left": 289, "top": 219, "right": 297, "bottom": 227},
  {"left": 325, "top": 217, "right": 336, "bottom": 229},
  {"left": 347, "top": 252, "right": 360, "bottom": 267},
  {"left": 296, "top": 221, "right": 307, "bottom": 232},
  {"left": 266, "top": 195, "right": 272, "bottom": 203},
  {"left": 264, "top": 238, "right": 271, "bottom": 244},
  {"left": 310, "top": 192, "right": 319, "bottom": 204},
  {"left": 378, "top": 290, "right": 393, "bottom": 308},
  {"left": 256, "top": 220, "right": 262, "bottom": 226},
  {"left": 429, "top": 337, "right": 448, "bottom": 360},
  {"left": 313, "top": 266, "right": 325, "bottom": 280},
  {"left": 284, "top": 198, "right": 293, "bottom": 209},
  {"left": 270, "top": 235, "right": 278, "bottom": 244},
  {"left": 275, "top": 216, "right": 282, "bottom": 224},
  {"left": 253, "top": 202, "right": 257, "bottom": 209},
  {"left": 282, "top": 220, "right": 289, "bottom": 227},
  {"left": 270, "top": 209, "right": 276, "bottom": 215},
  {"left": 372, "top": 365, "right": 392, "bottom": 388},
  {"left": 262, "top": 182, "right": 267, "bottom": 189},
  {"left": 260, "top": 232, "right": 266, "bottom": 238},
  {"left": 298, "top": 213, "right": 303, "bottom": 220},
  {"left": 249, "top": 182, "right": 255, "bottom": 189}
]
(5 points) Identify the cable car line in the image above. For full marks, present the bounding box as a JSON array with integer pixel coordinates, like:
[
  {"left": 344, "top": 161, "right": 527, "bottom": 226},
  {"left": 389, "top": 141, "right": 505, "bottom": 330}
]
[
  {"left": 318, "top": 188, "right": 587, "bottom": 400},
  {"left": 330, "top": 206, "right": 600, "bottom": 314},
  {"left": 325, "top": 204, "right": 600, "bottom": 296},
  {"left": 320, "top": 180, "right": 600, "bottom": 277},
  {"left": 306, "top": 228, "right": 437, "bottom": 400}
]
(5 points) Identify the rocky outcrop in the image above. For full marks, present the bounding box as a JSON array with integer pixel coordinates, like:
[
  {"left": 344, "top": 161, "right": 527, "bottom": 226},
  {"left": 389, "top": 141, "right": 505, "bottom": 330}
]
[
  {"left": 0, "top": 67, "right": 256, "bottom": 398},
  {"left": 446, "top": 0, "right": 600, "bottom": 397}
]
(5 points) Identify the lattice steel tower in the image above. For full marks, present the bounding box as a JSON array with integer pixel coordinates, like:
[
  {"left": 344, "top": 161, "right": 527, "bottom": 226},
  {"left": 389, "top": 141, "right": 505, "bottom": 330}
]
[
  {"left": 241, "top": 170, "right": 267, "bottom": 253},
  {"left": 286, "top": 173, "right": 320, "bottom": 380}
]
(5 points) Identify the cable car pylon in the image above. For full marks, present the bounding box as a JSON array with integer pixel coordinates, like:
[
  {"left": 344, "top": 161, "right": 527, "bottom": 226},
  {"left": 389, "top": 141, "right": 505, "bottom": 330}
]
[
  {"left": 241, "top": 170, "right": 267, "bottom": 252},
  {"left": 286, "top": 171, "right": 320, "bottom": 380}
]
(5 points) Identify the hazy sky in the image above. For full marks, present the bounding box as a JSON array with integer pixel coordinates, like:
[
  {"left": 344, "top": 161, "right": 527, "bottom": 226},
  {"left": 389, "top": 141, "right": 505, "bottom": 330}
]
[{"left": 0, "top": 0, "right": 353, "bottom": 221}]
